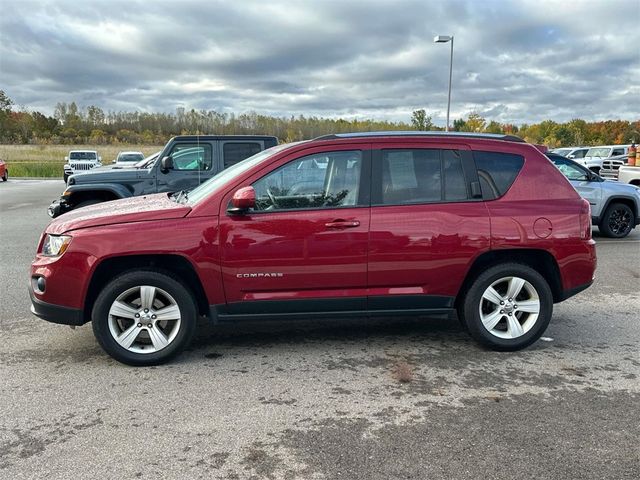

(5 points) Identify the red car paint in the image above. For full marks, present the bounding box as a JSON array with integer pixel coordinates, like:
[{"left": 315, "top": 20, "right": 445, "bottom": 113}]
[
  {"left": 30, "top": 134, "right": 596, "bottom": 325},
  {"left": 0, "top": 159, "right": 7, "bottom": 180}
]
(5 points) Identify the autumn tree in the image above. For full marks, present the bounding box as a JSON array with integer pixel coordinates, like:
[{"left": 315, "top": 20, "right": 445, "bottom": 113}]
[{"left": 411, "top": 109, "right": 433, "bottom": 131}]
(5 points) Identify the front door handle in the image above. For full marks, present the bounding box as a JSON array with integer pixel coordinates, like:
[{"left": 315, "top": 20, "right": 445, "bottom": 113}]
[{"left": 325, "top": 219, "right": 360, "bottom": 229}]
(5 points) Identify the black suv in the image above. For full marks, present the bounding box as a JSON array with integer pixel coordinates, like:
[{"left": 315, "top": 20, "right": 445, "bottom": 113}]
[{"left": 48, "top": 135, "right": 278, "bottom": 217}]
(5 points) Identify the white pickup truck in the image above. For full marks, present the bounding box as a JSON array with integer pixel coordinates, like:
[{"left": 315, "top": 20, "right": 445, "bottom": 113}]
[
  {"left": 63, "top": 150, "right": 102, "bottom": 182},
  {"left": 618, "top": 165, "right": 640, "bottom": 187}
]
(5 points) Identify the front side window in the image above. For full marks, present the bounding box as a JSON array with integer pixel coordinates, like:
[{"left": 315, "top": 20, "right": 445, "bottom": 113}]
[
  {"left": 572, "top": 149, "right": 588, "bottom": 159},
  {"left": 169, "top": 144, "right": 213, "bottom": 171},
  {"left": 224, "top": 142, "right": 263, "bottom": 168},
  {"left": 252, "top": 150, "right": 362, "bottom": 211}
]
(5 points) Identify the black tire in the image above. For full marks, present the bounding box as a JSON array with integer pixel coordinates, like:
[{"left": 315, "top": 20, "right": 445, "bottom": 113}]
[
  {"left": 459, "top": 263, "right": 553, "bottom": 351},
  {"left": 63, "top": 173, "right": 69, "bottom": 183},
  {"left": 2, "top": 170, "right": 7, "bottom": 181},
  {"left": 92, "top": 270, "right": 198, "bottom": 366},
  {"left": 75, "top": 199, "right": 103, "bottom": 209},
  {"left": 599, "top": 202, "right": 634, "bottom": 238}
]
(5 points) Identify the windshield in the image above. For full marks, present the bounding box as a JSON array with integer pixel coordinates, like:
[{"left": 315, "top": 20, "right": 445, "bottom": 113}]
[
  {"left": 552, "top": 148, "right": 572, "bottom": 156},
  {"left": 70, "top": 152, "right": 97, "bottom": 160},
  {"left": 186, "top": 143, "right": 297, "bottom": 205},
  {"left": 118, "top": 153, "right": 144, "bottom": 162},
  {"left": 135, "top": 151, "right": 161, "bottom": 168},
  {"left": 586, "top": 147, "right": 611, "bottom": 158}
]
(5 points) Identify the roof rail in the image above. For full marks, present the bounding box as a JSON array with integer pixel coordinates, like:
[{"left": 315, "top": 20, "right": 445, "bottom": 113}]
[{"left": 314, "top": 131, "right": 525, "bottom": 143}]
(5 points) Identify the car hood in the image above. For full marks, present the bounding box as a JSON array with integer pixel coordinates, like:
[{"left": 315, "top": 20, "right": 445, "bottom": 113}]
[
  {"left": 601, "top": 179, "right": 640, "bottom": 194},
  {"left": 47, "top": 193, "right": 191, "bottom": 234},
  {"left": 71, "top": 166, "right": 149, "bottom": 183}
]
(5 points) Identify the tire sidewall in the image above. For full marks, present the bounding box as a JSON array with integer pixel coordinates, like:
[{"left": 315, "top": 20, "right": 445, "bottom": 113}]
[
  {"left": 462, "top": 263, "right": 553, "bottom": 351},
  {"left": 92, "top": 270, "right": 197, "bottom": 366}
]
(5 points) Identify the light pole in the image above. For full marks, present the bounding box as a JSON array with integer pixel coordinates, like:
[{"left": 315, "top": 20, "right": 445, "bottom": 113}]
[{"left": 434, "top": 35, "right": 454, "bottom": 132}]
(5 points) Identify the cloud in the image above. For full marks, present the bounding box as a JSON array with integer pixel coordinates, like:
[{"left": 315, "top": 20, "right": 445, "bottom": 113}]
[{"left": 1, "top": 0, "right": 638, "bottom": 125}]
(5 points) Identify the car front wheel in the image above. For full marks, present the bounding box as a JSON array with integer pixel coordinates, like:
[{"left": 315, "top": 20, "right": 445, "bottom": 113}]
[
  {"left": 459, "top": 263, "right": 553, "bottom": 351},
  {"left": 92, "top": 270, "right": 197, "bottom": 366},
  {"left": 599, "top": 202, "right": 634, "bottom": 238}
]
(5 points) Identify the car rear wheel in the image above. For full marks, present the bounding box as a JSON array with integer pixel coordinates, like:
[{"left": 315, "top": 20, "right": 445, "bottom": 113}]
[
  {"left": 459, "top": 263, "right": 553, "bottom": 351},
  {"left": 599, "top": 202, "right": 634, "bottom": 238},
  {"left": 2, "top": 170, "right": 7, "bottom": 181},
  {"left": 92, "top": 270, "right": 197, "bottom": 366}
]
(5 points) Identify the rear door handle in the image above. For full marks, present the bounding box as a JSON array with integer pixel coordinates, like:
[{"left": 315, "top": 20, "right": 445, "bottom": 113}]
[{"left": 325, "top": 219, "right": 360, "bottom": 229}]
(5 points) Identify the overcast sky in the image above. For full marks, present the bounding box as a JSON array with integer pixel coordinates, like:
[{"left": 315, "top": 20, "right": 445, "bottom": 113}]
[{"left": 1, "top": 0, "right": 638, "bottom": 125}]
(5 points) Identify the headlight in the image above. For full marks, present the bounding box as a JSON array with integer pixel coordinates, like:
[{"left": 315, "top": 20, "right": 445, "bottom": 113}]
[{"left": 42, "top": 234, "right": 72, "bottom": 257}]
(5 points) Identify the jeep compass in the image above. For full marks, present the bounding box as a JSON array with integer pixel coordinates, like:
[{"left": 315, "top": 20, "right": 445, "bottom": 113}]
[{"left": 30, "top": 132, "right": 597, "bottom": 365}]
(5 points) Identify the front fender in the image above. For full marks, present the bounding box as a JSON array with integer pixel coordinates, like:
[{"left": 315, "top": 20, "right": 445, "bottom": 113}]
[{"left": 64, "top": 183, "right": 132, "bottom": 200}]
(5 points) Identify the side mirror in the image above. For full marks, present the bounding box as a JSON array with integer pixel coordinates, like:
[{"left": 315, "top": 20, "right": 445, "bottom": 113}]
[
  {"left": 64, "top": 156, "right": 68, "bottom": 161},
  {"left": 160, "top": 156, "right": 174, "bottom": 173},
  {"left": 112, "top": 159, "right": 117, "bottom": 164},
  {"left": 567, "top": 154, "right": 575, "bottom": 159},
  {"left": 98, "top": 156, "right": 102, "bottom": 162},
  {"left": 228, "top": 186, "right": 256, "bottom": 214}
]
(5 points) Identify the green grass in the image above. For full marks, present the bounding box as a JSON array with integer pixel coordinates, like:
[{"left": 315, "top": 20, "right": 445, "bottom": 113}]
[
  {"left": 9, "top": 161, "right": 66, "bottom": 178},
  {"left": 0, "top": 144, "right": 164, "bottom": 177}
]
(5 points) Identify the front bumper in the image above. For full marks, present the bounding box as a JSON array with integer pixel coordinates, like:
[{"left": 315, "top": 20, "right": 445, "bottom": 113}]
[
  {"left": 48, "top": 198, "right": 71, "bottom": 218},
  {"left": 29, "top": 286, "right": 85, "bottom": 326}
]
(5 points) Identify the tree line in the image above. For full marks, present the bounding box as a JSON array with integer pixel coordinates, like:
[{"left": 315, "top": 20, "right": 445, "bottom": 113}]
[{"left": 1, "top": 91, "right": 638, "bottom": 147}]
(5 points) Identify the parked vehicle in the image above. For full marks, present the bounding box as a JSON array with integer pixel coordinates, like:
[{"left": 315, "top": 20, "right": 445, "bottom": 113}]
[
  {"left": 599, "top": 154, "right": 628, "bottom": 180},
  {"left": 31, "top": 132, "right": 597, "bottom": 365},
  {"left": 114, "top": 151, "right": 145, "bottom": 165},
  {"left": 63, "top": 150, "right": 102, "bottom": 182},
  {"left": 0, "top": 158, "right": 7, "bottom": 181},
  {"left": 577, "top": 145, "right": 630, "bottom": 173},
  {"left": 547, "top": 153, "right": 640, "bottom": 238},
  {"left": 111, "top": 151, "right": 161, "bottom": 170},
  {"left": 48, "top": 136, "right": 277, "bottom": 217},
  {"left": 618, "top": 165, "right": 640, "bottom": 187},
  {"left": 550, "top": 147, "right": 589, "bottom": 160}
]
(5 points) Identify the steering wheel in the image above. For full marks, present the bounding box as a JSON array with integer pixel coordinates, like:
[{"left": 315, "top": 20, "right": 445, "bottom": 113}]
[{"left": 266, "top": 187, "right": 278, "bottom": 208}]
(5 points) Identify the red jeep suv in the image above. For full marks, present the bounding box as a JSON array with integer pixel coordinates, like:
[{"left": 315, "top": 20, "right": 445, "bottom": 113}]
[{"left": 30, "top": 132, "right": 596, "bottom": 365}]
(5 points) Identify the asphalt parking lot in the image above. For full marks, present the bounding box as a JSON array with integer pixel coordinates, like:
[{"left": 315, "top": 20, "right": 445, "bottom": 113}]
[{"left": 1, "top": 179, "right": 639, "bottom": 479}]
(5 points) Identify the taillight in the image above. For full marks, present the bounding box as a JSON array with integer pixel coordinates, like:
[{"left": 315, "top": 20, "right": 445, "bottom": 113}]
[{"left": 579, "top": 198, "right": 591, "bottom": 240}]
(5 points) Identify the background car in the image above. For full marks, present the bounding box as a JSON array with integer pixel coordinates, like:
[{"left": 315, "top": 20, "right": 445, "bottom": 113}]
[
  {"left": 0, "top": 158, "right": 7, "bottom": 181},
  {"left": 577, "top": 145, "right": 630, "bottom": 173},
  {"left": 599, "top": 154, "right": 628, "bottom": 180},
  {"left": 547, "top": 152, "right": 640, "bottom": 238},
  {"left": 550, "top": 147, "right": 589, "bottom": 160},
  {"left": 114, "top": 151, "right": 145, "bottom": 165}
]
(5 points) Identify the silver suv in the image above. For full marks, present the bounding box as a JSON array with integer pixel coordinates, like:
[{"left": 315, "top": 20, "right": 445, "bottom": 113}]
[{"left": 548, "top": 153, "right": 640, "bottom": 238}]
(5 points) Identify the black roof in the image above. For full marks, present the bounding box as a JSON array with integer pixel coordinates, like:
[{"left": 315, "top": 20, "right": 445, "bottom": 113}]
[
  {"left": 172, "top": 135, "right": 278, "bottom": 141},
  {"left": 314, "top": 131, "right": 525, "bottom": 143}
]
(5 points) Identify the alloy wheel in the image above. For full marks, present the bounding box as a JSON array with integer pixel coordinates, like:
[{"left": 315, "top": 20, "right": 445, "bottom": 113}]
[
  {"left": 608, "top": 208, "right": 632, "bottom": 236},
  {"left": 478, "top": 276, "right": 540, "bottom": 339},
  {"left": 107, "top": 285, "right": 182, "bottom": 354}
]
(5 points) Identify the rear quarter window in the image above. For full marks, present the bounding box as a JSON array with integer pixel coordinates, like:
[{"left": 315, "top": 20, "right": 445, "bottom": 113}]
[{"left": 473, "top": 151, "right": 524, "bottom": 200}]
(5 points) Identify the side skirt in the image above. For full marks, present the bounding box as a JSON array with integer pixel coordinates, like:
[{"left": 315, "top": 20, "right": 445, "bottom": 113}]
[{"left": 209, "top": 296, "right": 455, "bottom": 323}]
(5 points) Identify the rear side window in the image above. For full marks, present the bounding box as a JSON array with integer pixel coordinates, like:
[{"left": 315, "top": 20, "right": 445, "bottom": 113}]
[
  {"left": 223, "top": 142, "right": 263, "bottom": 168},
  {"left": 377, "top": 149, "right": 468, "bottom": 205},
  {"left": 473, "top": 151, "right": 524, "bottom": 200}
]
